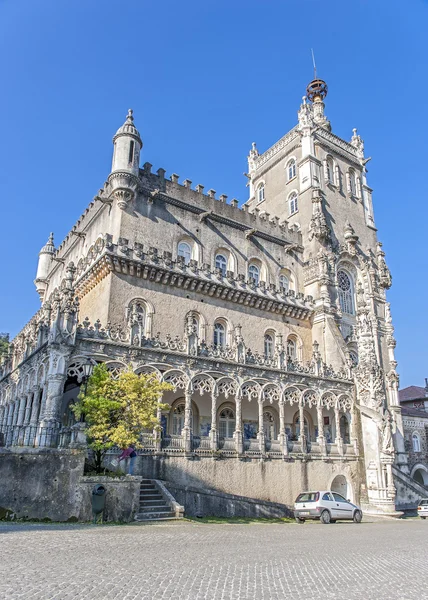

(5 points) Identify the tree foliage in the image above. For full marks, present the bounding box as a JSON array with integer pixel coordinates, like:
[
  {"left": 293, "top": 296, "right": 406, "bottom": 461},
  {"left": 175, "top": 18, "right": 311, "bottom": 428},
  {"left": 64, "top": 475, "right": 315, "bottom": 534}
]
[{"left": 72, "top": 364, "right": 171, "bottom": 471}]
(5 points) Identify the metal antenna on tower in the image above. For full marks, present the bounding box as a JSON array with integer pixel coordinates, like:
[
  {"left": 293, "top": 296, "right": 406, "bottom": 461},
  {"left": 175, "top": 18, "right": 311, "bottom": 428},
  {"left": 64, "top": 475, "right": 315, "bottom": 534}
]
[{"left": 311, "top": 48, "right": 317, "bottom": 79}]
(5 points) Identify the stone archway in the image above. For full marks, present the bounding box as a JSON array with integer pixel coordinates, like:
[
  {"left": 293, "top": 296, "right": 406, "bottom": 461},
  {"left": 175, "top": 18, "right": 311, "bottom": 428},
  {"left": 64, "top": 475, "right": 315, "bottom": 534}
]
[
  {"left": 411, "top": 465, "right": 428, "bottom": 487},
  {"left": 331, "top": 474, "right": 351, "bottom": 500}
]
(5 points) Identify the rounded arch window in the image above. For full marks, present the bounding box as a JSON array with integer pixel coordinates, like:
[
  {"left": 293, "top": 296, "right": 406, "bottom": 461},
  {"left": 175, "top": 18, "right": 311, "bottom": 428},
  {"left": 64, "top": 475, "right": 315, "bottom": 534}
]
[
  {"left": 218, "top": 407, "right": 235, "bottom": 439},
  {"left": 172, "top": 403, "right": 185, "bottom": 435},
  {"left": 215, "top": 254, "right": 227, "bottom": 276},
  {"left": 287, "top": 337, "right": 297, "bottom": 360},
  {"left": 178, "top": 241, "right": 192, "bottom": 265},
  {"left": 248, "top": 263, "right": 260, "bottom": 285},
  {"left": 279, "top": 274, "right": 290, "bottom": 293},
  {"left": 264, "top": 333, "right": 275, "bottom": 357},
  {"left": 326, "top": 156, "right": 334, "bottom": 183},
  {"left": 412, "top": 432, "right": 421, "bottom": 453},
  {"left": 257, "top": 182, "right": 265, "bottom": 203},
  {"left": 338, "top": 270, "right": 355, "bottom": 315},
  {"left": 349, "top": 169, "right": 357, "bottom": 196},
  {"left": 287, "top": 159, "right": 296, "bottom": 181},
  {"left": 289, "top": 192, "right": 298, "bottom": 216},
  {"left": 214, "top": 321, "right": 226, "bottom": 348},
  {"left": 293, "top": 413, "right": 310, "bottom": 440}
]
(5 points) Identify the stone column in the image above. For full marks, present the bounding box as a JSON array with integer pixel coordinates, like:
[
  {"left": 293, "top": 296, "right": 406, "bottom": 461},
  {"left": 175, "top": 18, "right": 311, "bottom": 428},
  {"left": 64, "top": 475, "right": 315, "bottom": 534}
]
[
  {"left": 278, "top": 400, "right": 288, "bottom": 458},
  {"left": 299, "top": 402, "right": 306, "bottom": 453},
  {"left": 316, "top": 404, "right": 326, "bottom": 456},
  {"left": 7, "top": 403, "right": 15, "bottom": 426},
  {"left": 16, "top": 396, "right": 27, "bottom": 426},
  {"left": 258, "top": 399, "right": 265, "bottom": 454},
  {"left": 182, "top": 389, "right": 192, "bottom": 454},
  {"left": 210, "top": 391, "right": 218, "bottom": 451},
  {"left": 24, "top": 393, "right": 34, "bottom": 425},
  {"left": 40, "top": 374, "right": 67, "bottom": 426},
  {"left": 0, "top": 405, "right": 6, "bottom": 428},
  {"left": 153, "top": 397, "right": 163, "bottom": 452},
  {"left": 30, "top": 389, "right": 42, "bottom": 425},
  {"left": 350, "top": 404, "right": 359, "bottom": 456},
  {"left": 234, "top": 392, "right": 243, "bottom": 455},
  {"left": 334, "top": 407, "right": 344, "bottom": 456}
]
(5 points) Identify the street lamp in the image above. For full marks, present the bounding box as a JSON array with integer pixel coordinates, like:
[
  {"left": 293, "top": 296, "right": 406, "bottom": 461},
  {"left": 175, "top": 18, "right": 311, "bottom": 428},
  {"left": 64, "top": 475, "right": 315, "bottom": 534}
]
[{"left": 80, "top": 362, "right": 94, "bottom": 422}]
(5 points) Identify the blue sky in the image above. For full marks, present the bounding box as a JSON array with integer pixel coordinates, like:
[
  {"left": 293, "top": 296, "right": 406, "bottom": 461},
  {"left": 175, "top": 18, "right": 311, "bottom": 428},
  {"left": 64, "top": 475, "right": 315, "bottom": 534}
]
[{"left": 0, "top": 0, "right": 427, "bottom": 388}]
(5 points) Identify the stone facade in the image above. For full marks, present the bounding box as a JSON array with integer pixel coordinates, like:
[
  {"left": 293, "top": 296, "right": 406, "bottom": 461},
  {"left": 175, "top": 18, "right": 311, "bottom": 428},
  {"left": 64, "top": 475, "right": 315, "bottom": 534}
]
[{"left": 0, "top": 78, "right": 422, "bottom": 514}]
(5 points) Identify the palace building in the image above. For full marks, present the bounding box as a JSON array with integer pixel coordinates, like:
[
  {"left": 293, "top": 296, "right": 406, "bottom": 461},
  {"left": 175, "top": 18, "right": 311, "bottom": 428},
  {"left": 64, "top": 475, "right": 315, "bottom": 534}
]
[{"left": 0, "top": 77, "right": 424, "bottom": 514}]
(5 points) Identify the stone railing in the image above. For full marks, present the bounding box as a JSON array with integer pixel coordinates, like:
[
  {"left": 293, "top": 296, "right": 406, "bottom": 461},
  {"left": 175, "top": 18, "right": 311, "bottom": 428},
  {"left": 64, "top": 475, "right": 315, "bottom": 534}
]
[
  {"left": 76, "top": 318, "right": 353, "bottom": 382},
  {"left": 0, "top": 425, "right": 79, "bottom": 449}
]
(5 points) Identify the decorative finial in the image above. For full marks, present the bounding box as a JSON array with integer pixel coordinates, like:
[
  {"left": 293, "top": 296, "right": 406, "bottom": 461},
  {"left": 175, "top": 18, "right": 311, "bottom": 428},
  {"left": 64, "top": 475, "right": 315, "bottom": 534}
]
[
  {"left": 48, "top": 232, "right": 54, "bottom": 244},
  {"left": 127, "top": 108, "right": 134, "bottom": 122}
]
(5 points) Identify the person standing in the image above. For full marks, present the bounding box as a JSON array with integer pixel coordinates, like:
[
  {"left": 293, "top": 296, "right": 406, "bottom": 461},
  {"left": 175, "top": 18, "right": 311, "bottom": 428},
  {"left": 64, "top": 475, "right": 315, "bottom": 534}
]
[{"left": 118, "top": 445, "right": 137, "bottom": 475}]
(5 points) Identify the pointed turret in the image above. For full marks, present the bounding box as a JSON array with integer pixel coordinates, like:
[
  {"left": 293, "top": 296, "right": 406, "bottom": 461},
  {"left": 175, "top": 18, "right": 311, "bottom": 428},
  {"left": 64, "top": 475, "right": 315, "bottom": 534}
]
[
  {"left": 34, "top": 233, "right": 56, "bottom": 302},
  {"left": 111, "top": 109, "right": 142, "bottom": 176},
  {"left": 108, "top": 109, "right": 142, "bottom": 210}
]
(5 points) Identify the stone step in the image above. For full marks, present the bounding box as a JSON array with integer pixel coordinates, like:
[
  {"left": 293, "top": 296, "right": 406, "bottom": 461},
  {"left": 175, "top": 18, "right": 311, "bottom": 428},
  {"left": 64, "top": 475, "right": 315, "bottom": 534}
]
[
  {"left": 140, "top": 499, "right": 168, "bottom": 506},
  {"left": 140, "top": 484, "right": 156, "bottom": 490},
  {"left": 139, "top": 493, "right": 163, "bottom": 501},
  {"left": 139, "top": 504, "right": 170, "bottom": 513},
  {"left": 141, "top": 479, "right": 152, "bottom": 484},
  {"left": 135, "top": 510, "right": 176, "bottom": 520}
]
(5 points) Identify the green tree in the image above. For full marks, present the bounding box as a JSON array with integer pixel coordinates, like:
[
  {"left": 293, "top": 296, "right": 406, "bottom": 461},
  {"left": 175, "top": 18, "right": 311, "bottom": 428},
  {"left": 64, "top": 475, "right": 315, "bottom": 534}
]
[
  {"left": 0, "top": 333, "right": 9, "bottom": 359},
  {"left": 72, "top": 364, "right": 171, "bottom": 473}
]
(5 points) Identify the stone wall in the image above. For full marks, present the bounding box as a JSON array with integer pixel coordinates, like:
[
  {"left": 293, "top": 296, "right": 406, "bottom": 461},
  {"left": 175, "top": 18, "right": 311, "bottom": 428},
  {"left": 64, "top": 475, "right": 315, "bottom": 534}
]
[
  {"left": 0, "top": 448, "right": 85, "bottom": 521},
  {"left": 0, "top": 448, "right": 141, "bottom": 522},
  {"left": 164, "top": 481, "right": 294, "bottom": 519},
  {"left": 132, "top": 454, "right": 362, "bottom": 507}
]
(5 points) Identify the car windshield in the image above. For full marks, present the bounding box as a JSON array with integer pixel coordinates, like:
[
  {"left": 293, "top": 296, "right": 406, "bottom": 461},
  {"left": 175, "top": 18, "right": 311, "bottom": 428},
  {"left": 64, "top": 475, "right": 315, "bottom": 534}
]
[{"left": 296, "top": 492, "right": 319, "bottom": 503}]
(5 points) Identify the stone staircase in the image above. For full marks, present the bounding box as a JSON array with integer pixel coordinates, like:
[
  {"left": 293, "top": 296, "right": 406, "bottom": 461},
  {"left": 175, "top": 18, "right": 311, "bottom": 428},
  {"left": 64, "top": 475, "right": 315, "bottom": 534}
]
[{"left": 135, "top": 479, "right": 185, "bottom": 522}]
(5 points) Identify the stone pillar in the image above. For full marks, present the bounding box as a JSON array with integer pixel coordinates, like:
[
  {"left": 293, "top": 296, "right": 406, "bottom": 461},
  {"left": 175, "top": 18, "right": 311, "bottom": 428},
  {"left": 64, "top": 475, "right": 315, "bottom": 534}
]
[
  {"left": 153, "top": 398, "right": 162, "bottom": 452},
  {"left": 234, "top": 392, "right": 243, "bottom": 455},
  {"left": 24, "top": 393, "right": 34, "bottom": 425},
  {"left": 210, "top": 391, "right": 218, "bottom": 451},
  {"left": 30, "top": 389, "right": 42, "bottom": 425},
  {"left": 299, "top": 402, "right": 306, "bottom": 453},
  {"left": 16, "top": 396, "right": 27, "bottom": 426},
  {"left": 7, "top": 403, "right": 15, "bottom": 426},
  {"left": 316, "top": 404, "right": 327, "bottom": 455},
  {"left": 334, "top": 407, "right": 344, "bottom": 456},
  {"left": 182, "top": 389, "right": 192, "bottom": 453},
  {"left": 350, "top": 404, "right": 359, "bottom": 456},
  {"left": 0, "top": 405, "right": 5, "bottom": 431},
  {"left": 278, "top": 400, "right": 288, "bottom": 458},
  {"left": 40, "top": 374, "right": 67, "bottom": 426},
  {"left": 258, "top": 399, "right": 265, "bottom": 454}
]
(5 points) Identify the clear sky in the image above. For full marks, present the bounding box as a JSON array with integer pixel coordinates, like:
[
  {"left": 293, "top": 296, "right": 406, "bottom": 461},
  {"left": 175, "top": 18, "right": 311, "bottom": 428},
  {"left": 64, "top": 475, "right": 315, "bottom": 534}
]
[{"left": 0, "top": 0, "right": 427, "bottom": 388}]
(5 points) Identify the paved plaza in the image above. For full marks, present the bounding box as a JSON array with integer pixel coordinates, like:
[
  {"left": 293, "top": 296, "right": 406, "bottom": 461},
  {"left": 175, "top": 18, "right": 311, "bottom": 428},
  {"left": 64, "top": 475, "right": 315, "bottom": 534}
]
[{"left": 1, "top": 518, "right": 427, "bottom": 600}]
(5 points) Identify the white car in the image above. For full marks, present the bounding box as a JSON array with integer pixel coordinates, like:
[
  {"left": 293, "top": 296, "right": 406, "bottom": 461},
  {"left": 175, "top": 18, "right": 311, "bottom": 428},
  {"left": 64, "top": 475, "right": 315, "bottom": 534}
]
[
  {"left": 417, "top": 498, "right": 428, "bottom": 519},
  {"left": 294, "top": 490, "right": 363, "bottom": 524}
]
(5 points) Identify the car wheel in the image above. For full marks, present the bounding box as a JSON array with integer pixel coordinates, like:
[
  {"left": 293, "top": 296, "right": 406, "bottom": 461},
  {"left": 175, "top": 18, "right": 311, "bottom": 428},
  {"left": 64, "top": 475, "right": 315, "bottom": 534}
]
[
  {"left": 320, "top": 510, "right": 331, "bottom": 524},
  {"left": 421, "top": 516, "right": 426, "bottom": 520},
  {"left": 295, "top": 517, "right": 305, "bottom": 524},
  {"left": 330, "top": 519, "right": 337, "bottom": 524},
  {"left": 353, "top": 510, "right": 362, "bottom": 523}
]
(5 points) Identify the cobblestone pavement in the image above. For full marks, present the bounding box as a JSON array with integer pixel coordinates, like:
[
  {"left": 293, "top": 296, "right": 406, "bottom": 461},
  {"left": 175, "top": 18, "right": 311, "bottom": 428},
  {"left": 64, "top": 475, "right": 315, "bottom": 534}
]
[{"left": 1, "top": 518, "right": 427, "bottom": 600}]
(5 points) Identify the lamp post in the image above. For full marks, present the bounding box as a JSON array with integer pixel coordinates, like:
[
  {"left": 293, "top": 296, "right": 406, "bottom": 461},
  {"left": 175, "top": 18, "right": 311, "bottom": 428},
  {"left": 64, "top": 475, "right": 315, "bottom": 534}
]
[{"left": 80, "top": 362, "right": 94, "bottom": 423}]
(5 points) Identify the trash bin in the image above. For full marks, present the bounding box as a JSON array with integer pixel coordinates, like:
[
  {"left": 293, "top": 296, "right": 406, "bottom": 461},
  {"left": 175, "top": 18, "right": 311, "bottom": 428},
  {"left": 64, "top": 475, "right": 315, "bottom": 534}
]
[{"left": 91, "top": 484, "right": 106, "bottom": 523}]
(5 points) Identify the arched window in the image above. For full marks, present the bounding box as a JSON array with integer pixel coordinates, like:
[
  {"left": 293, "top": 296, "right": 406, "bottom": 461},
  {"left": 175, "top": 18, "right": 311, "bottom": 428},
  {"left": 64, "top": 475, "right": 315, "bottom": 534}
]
[
  {"left": 248, "top": 263, "right": 260, "bottom": 285},
  {"left": 289, "top": 192, "right": 298, "bottom": 216},
  {"left": 294, "top": 414, "right": 310, "bottom": 440},
  {"left": 172, "top": 403, "right": 185, "bottom": 435},
  {"left": 349, "top": 169, "right": 356, "bottom": 196},
  {"left": 326, "top": 157, "right": 334, "bottom": 184},
  {"left": 264, "top": 333, "right": 275, "bottom": 357},
  {"left": 178, "top": 241, "right": 192, "bottom": 265},
  {"left": 214, "top": 322, "right": 226, "bottom": 347},
  {"left": 287, "top": 337, "right": 298, "bottom": 361},
  {"left": 287, "top": 159, "right": 296, "bottom": 181},
  {"left": 257, "top": 183, "right": 265, "bottom": 203},
  {"left": 215, "top": 254, "right": 227, "bottom": 276},
  {"left": 412, "top": 432, "right": 421, "bottom": 453},
  {"left": 263, "top": 411, "right": 277, "bottom": 440},
  {"left": 219, "top": 407, "right": 235, "bottom": 439},
  {"left": 338, "top": 270, "right": 355, "bottom": 315},
  {"left": 340, "top": 415, "right": 350, "bottom": 444},
  {"left": 279, "top": 274, "right": 289, "bottom": 294}
]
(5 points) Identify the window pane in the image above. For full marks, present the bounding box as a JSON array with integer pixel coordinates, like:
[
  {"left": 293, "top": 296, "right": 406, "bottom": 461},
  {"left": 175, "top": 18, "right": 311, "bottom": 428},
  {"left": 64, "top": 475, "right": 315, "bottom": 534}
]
[
  {"left": 338, "top": 271, "right": 354, "bottom": 314},
  {"left": 279, "top": 274, "right": 289, "bottom": 293},
  {"left": 178, "top": 242, "right": 191, "bottom": 265},
  {"left": 215, "top": 254, "right": 227, "bottom": 276},
  {"left": 214, "top": 323, "right": 225, "bottom": 347},
  {"left": 248, "top": 264, "right": 260, "bottom": 284}
]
